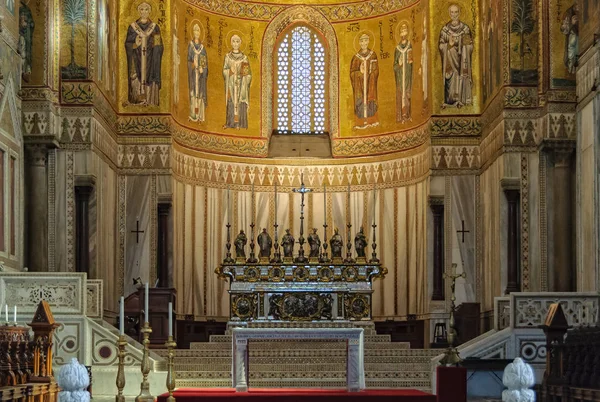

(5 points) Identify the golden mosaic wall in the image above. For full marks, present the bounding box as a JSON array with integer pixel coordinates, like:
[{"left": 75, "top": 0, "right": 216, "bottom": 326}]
[
  {"left": 480, "top": 0, "right": 506, "bottom": 104},
  {"left": 508, "top": 0, "right": 538, "bottom": 85},
  {"left": 549, "top": 0, "right": 578, "bottom": 87},
  {"left": 430, "top": 0, "right": 481, "bottom": 115}
]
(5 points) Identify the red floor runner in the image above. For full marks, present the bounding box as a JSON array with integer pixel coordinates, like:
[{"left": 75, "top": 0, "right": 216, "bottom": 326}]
[{"left": 158, "top": 388, "right": 436, "bottom": 402}]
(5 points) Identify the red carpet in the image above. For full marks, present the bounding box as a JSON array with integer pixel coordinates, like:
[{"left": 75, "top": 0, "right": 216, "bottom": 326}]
[{"left": 158, "top": 388, "right": 436, "bottom": 402}]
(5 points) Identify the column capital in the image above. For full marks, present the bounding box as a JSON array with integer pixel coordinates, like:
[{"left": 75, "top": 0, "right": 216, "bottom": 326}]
[
  {"left": 25, "top": 144, "right": 51, "bottom": 166},
  {"left": 428, "top": 195, "right": 444, "bottom": 207},
  {"left": 75, "top": 185, "right": 94, "bottom": 199},
  {"left": 501, "top": 178, "right": 520, "bottom": 191},
  {"left": 158, "top": 203, "right": 172, "bottom": 216}
]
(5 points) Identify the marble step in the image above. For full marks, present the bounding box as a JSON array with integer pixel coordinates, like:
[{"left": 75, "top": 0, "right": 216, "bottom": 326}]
[
  {"left": 366, "top": 379, "right": 432, "bottom": 389},
  {"left": 247, "top": 363, "right": 345, "bottom": 373},
  {"left": 177, "top": 370, "right": 232, "bottom": 379},
  {"left": 207, "top": 334, "right": 394, "bottom": 343},
  {"left": 365, "top": 362, "right": 431, "bottom": 371},
  {"left": 175, "top": 379, "right": 232, "bottom": 388},
  {"left": 174, "top": 349, "right": 437, "bottom": 361}
]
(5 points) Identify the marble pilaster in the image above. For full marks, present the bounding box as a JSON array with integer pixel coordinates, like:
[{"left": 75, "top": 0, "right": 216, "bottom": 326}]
[
  {"left": 25, "top": 144, "right": 51, "bottom": 271},
  {"left": 429, "top": 197, "right": 444, "bottom": 301}
]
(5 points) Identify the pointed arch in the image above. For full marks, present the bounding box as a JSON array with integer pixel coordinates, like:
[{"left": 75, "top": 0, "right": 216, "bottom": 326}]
[{"left": 262, "top": 6, "right": 339, "bottom": 139}]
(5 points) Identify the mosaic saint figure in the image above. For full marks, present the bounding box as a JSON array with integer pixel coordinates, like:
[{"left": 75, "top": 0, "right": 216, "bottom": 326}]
[
  {"left": 394, "top": 22, "right": 413, "bottom": 122},
  {"left": 561, "top": 3, "right": 579, "bottom": 74},
  {"left": 124, "top": 2, "right": 163, "bottom": 106},
  {"left": 19, "top": 0, "right": 34, "bottom": 82},
  {"left": 421, "top": 13, "right": 428, "bottom": 106},
  {"left": 234, "top": 230, "right": 247, "bottom": 258},
  {"left": 308, "top": 228, "right": 321, "bottom": 258},
  {"left": 188, "top": 24, "right": 208, "bottom": 122},
  {"left": 172, "top": 11, "right": 180, "bottom": 105},
  {"left": 222, "top": 34, "right": 252, "bottom": 129},
  {"left": 281, "top": 229, "right": 295, "bottom": 258},
  {"left": 98, "top": 0, "right": 109, "bottom": 87},
  {"left": 438, "top": 4, "right": 473, "bottom": 108},
  {"left": 350, "top": 33, "right": 379, "bottom": 129}
]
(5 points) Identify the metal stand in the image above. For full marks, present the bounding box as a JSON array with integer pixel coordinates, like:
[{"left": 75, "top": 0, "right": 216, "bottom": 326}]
[
  {"left": 247, "top": 222, "right": 258, "bottom": 263},
  {"left": 369, "top": 222, "right": 379, "bottom": 263},
  {"left": 440, "top": 264, "right": 466, "bottom": 366},
  {"left": 115, "top": 335, "right": 127, "bottom": 402},
  {"left": 272, "top": 222, "right": 282, "bottom": 263},
  {"left": 223, "top": 223, "right": 234, "bottom": 264},
  {"left": 320, "top": 222, "right": 330, "bottom": 263},
  {"left": 165, "top": 335, "right": 177, "bottom": 402},
  {"left": 293, "top": 176, "right": 312, "bottom": 264},
  {"left": 344, "top": 223, "right": 355, "bottom": 263},
  {"left": 135, "top": 322, "right": 154, "bottom": 402}
]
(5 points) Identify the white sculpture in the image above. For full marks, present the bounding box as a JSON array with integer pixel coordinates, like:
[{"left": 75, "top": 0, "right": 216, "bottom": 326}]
[
  {"left": 502, "top": 357, "right": 535, "bottom": 402},
  {"left": 57, "top": 358, "right": 90, "bottom": 402}
]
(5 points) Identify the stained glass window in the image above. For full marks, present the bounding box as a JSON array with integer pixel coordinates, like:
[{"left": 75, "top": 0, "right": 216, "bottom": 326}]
[{"left": 276, "top": 26, "right": 326, "bottom": 134}]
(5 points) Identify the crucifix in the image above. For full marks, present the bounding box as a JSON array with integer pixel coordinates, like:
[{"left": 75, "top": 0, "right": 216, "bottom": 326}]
[
  {"left": 441, "top": 263, "right": 466, "bottom": 366},
  {"left": 131, "top": 220, "right": 145, "bottom": 244},
  {"left": 456, "top": 220, "right": 470, "bottom": 243},
  {"left": 292, "top": 173, "right": 312, "bottom": 263}
]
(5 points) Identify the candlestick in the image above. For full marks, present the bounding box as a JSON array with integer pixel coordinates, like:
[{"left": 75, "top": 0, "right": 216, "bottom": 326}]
[
  {"left": 272, "top": 180, "right": 282, "bottom": 263},
  {"left": 135, "top": 322, "right": 154, "bottom": 402},
  {"left": 274, "top": 180, "right": 278, "bottom": 222},
  {"left": 13, "top": 306, "right": 16, "bottom": 324},
  {"left": 165, "top": 336, "right": 177, "bottom": 402},
  {"left": 120, "top": 296, "right": 125, "bottom": 335},
  {"left": 144, "top": 283, "right": 149, "bottom": 323},
  {"left": 115, "top": 334, "right": 127, "bottom": 402},
  {"left": 321, "top": 184, "right": 329, "bottom": 263},
  {"left": 372, "top": 183, "right": 376, "bottom": 224},
  {"left": 168, "top": 302, "right": 173, "bottom": 337},
  {"left": 4, "top": 304, "right": 7, "bottom": 322}
]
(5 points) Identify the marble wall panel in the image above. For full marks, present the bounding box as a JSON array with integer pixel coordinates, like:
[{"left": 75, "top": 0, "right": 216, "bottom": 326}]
[
  {"left": 578, "top": 99, "right": 598, "bottom": 291},
  {"left": 528, "top": 153, "right": 541, "bottom": 291},
  {"left": 450, "top": 176, "right": 476, "bottom": 305},
  {"left": 124, "top": 176, "right": 151, "bottom": 297},
  {"left": 55, "top": 153, "right": 68, "bottom": 272}
]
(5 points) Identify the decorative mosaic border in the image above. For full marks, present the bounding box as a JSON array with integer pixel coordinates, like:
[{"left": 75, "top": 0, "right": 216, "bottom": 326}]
[
  {"left": 332, "top": 125, "right": 429, "bottom": 157},
  {"left": 520, "top": 154, "right": 529, "bottom": 291},
  {"left": 66, "top": 151, "right": 75, "bottom": 272},
  {"left": 181, "top": 0, "right": 420, "bottom": 22}
]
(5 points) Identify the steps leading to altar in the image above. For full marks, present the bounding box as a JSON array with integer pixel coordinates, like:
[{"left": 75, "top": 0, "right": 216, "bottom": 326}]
[
  {"left": 157, "top": 388, "right": 437, "bottom": 402},
  {"left": 156, "top": 328, "right": 439, "bottom": 391}
]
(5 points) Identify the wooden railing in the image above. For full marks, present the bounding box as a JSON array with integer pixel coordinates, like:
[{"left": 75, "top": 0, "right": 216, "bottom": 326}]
[
  {"left": 0, "top": 301, "right": 59, "bottom": 402},
  {"left": 540, "top": 303, "right": 600, "bottom": 402}
]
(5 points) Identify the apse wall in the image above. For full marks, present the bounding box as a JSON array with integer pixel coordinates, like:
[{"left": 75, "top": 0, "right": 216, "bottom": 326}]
[{"left": 171, "top": 143, "right": 430, "bottom": 319}]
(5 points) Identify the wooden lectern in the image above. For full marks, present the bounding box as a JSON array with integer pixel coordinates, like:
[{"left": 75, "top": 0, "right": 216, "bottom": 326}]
[{"left": 124, "top": 287, "right": 177, "bottom": 347}]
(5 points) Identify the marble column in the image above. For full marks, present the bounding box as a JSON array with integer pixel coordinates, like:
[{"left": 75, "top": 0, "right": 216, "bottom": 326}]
[
  {"left": 25, "top": 144, "right": 50, "bottom": 272},
  {"left": 552, "top": 148, "right": 575, "bottom": 291},
  {"left": 233, "top": 339, "right": 248, "bottom": 392},
  {"left": 504, "top": 188, "right": 520, "bottom": 294},
  {"left": 157, "top": 203, "right": 171, "bottom": 287},
  {"left": 430, "top": 202, "right": 445, "bottom": 300},
  {"left": 75, "top": 185, "right": 93, "bottom": 274}
]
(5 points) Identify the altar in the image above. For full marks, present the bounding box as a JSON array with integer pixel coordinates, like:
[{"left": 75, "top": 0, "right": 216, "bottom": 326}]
[{"left": 231, "top": 327, "right": 365, "bottom": 392}]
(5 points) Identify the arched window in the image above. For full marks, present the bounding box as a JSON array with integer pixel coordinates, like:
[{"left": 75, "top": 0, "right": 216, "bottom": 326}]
[{"left": 275, "top": 25, "right": 327, "bottom": 135}]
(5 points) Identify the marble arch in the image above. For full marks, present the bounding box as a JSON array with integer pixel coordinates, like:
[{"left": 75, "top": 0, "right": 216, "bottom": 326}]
[{"left": 261, "top": 6, "right": 339, "bottom": 139}]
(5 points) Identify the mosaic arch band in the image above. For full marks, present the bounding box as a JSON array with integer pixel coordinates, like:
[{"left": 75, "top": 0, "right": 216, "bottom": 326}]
[
  {"left": 350, "top": 32, "right": 379, "bottom": 130},
  {"left": 188, "top": 23, "right": 208, "bottom": 123},
  {"left": 223, "top": 33, "right": 252, "bottom": 129},
  {"left": 124, "top": 1, "right": 164, "bottom": 106},
  {"left": 438, "top": 3, "right": 473, "bottom": 109}
]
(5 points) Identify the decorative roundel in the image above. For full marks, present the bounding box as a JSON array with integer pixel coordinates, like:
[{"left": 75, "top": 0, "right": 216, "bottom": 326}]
[
  {"left": 269, "top": 267, "right": 284, "bottom": 281},
  {"left": 293, "top": 266, "right": 309, "bottom": 281},
  {"left": 519, "top": 342, "right": 540, "bottom": 361},
  {"left": 98, "top": 346, "right": 112, "bottom": 359},
  {"left": 234, "top": 296, "right": 253, "bottom": 318},
  {"left": 245, "top": 267, "right": 260, "bottom": 282},
  {"left": 343, "top": 267, "right": 357, "bottom": 281},
  {"left": 350, "top": 297, "right": 367, "bottom": 317},
  {"left": 318, "top": 267, "right": 333, "bottom": 281}
]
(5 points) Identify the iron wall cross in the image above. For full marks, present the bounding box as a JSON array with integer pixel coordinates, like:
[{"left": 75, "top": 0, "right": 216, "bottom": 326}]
[
  {"left": 131, "top": 220, "right": 145, "bottom": 244},
  {"left": 457, "top": 220, "right": 470, "bottom": 243}
]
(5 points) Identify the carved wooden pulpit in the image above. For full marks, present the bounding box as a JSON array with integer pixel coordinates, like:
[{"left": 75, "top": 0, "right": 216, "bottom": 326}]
[{"left": 125, "top": 287, "right": 177, "bottom": 347}]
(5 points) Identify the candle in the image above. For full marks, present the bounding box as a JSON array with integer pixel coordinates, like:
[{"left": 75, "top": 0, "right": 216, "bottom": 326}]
[
  {"left": 372, "top": 183, "right": 377, "bottom": 225},
  {"left": 274, "top": 180, "right": 278, "bottom": 224},
  {"left": 323, "top": 184, "right": 327, "bottom": 223},
  {"left": 144, "top": 282, "right": 149, "bottom": 323},
  {"left": 4, "top": 305, "right": 7, "bottom": 322},
  {"left": 168, "top": 302, "right": 173, "bottom": 337},
  {"left": 251, "top": 182, "right": 255, "bottom": 223},
  {"left": 227, "top": 185, "right": 231, "bottom": 222},
  {"left": 119, "top": 296, "right": 125, "bottom": 335},
  {"left": 13, "top": 306, "right": 16, "bottom": 323}
]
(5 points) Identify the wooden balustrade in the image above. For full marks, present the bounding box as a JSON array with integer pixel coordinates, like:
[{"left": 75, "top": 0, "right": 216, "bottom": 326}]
[
  {"left": 540, "top": 303, "right": 600, "bottom": 402},
  {"left": 0, "top": 301, "right": 59, "bottom": 402}
]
